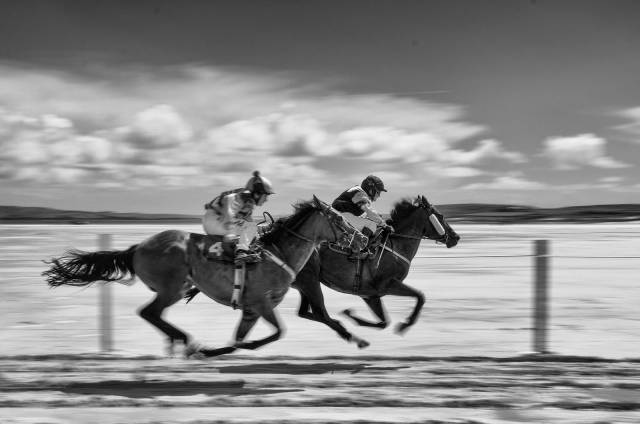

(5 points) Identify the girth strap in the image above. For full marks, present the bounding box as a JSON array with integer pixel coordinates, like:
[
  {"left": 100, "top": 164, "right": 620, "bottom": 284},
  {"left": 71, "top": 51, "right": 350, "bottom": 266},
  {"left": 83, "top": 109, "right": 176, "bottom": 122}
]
[
  {"left": 263, "top": 249, "right": 296, "bottom": 281},
  {"left": 352, "top": 258, "right": 363, "bottom": 294}
]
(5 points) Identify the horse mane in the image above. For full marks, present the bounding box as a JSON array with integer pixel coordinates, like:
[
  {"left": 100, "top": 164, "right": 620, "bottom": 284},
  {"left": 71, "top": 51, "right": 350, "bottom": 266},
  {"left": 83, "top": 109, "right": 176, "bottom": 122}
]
[
  {"left": 389, "top": 197, "right": 419, "bottom": 225},
  {"left": 259, "top": 199, "right": 316, "bottom": 245}
]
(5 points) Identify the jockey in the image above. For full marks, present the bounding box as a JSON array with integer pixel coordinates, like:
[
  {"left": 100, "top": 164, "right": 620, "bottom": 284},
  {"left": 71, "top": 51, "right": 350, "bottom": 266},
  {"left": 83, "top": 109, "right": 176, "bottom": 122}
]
[
  {"left": 203, "top": 170, "right": 275, "bottom": 261},
  {"left": 332, "top": 175, "right": 394, "bottom": 238},
  {"left": 202, "top": 170, "right": 274, "bottom": 309}
]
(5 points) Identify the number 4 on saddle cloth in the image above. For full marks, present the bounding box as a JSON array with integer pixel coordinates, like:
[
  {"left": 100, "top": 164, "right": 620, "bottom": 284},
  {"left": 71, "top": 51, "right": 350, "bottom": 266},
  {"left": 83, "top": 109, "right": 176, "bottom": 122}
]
[{"left": 192, "top": 234, "right": 263, "bottom": 265}]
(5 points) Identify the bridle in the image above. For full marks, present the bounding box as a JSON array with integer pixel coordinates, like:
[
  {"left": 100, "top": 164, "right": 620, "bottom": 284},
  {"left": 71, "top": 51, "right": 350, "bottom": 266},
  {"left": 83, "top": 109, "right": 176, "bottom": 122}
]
[
  {"left": 375, "top": 203, "right": 449, "bottom": 267},
  {"left": 389, "top": 205, "right": 449, "bottom": 244}
]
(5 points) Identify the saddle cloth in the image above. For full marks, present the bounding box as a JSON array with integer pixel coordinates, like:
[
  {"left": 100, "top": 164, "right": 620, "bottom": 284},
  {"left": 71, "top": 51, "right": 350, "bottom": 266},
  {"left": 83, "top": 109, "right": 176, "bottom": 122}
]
[{"left": 190, "top": 233, "right": 262, "bottom": 264}]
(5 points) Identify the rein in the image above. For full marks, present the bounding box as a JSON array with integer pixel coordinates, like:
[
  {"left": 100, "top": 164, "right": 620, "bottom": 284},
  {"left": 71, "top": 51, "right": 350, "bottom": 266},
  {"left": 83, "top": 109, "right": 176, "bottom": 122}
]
[
  {"left": 376, "top": 232, "right": 411, "bottom": 267},
  {"left": 266, "top": 208, "right": 349, "bottom": 278},
  {"left": 282, "top": 210, "right": 340, "bottom": 243},
  {"left": 283, "top": 225, "right": 313, "bottom": 242}
]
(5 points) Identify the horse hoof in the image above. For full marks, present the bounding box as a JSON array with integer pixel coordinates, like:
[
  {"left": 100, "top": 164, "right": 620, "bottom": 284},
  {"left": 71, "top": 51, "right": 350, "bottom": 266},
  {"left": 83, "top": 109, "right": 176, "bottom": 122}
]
[
  {"left": 395, "top": 322, "right": 410, "bottom": 335},
  {"left": 184, "top": 342, "right": 205, "bottom": 359},
  {"left": 351, "top": 336, "right": 369, "bottom": 349}
]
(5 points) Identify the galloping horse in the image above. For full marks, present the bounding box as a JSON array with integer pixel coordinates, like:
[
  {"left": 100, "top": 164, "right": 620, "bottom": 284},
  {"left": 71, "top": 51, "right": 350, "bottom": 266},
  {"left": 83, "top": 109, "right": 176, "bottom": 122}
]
[
  {"left": 43, "top": 196, "right": 367, "bottom": 357},
  {"left": 293, "top": 195, "right": 459, "bottom": 347}
]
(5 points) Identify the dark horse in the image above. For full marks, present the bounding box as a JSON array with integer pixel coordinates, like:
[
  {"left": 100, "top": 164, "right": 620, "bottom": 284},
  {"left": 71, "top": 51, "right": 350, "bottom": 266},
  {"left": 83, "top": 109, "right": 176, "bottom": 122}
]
[
  {"left": 292, "top": 195, "right": 459, "bottom": 347},
  {"left": 43, "top": 196, "right": 368, "bottom": 357}
]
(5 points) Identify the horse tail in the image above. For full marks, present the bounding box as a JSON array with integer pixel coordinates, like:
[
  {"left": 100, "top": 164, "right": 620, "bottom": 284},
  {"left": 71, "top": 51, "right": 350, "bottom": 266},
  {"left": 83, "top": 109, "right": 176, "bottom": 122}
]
[{"left": 43, "top": 244, "right": 138, "bottom": 287}]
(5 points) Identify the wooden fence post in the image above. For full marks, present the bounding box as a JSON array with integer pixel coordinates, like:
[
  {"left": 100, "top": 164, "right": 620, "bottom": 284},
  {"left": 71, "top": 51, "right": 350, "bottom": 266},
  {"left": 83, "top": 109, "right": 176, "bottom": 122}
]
[
  {"left": 98, "top": 234, "right": 113, "bottom": 352},
  {"left": 533, "top": 239, "right": 549, "bottom": 354}
]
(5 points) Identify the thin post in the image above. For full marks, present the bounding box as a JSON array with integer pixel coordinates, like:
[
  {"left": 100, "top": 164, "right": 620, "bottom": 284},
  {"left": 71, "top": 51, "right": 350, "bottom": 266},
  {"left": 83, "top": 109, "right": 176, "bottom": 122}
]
[
  {"left": 533, "top": 239, "right": 549, "bottom": 354},
  {"left": 98, "top": 234, "right": 113, "bottom": 352}
]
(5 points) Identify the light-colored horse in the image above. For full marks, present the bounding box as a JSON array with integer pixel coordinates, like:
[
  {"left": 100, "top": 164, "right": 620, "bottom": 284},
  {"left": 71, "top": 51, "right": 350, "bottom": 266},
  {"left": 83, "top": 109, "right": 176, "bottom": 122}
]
[{"left": 44, "top": 196, "right": 367, "bottom": 357}]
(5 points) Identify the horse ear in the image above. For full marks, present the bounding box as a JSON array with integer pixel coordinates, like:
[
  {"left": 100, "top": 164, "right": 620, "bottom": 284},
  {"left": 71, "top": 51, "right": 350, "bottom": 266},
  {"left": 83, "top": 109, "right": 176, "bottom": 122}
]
[
  {"left": 312, "top": 195, "right": 322, "bottom": 208},
  {"left": 421, "top": 195, "right": 430, "bottom": 207}
]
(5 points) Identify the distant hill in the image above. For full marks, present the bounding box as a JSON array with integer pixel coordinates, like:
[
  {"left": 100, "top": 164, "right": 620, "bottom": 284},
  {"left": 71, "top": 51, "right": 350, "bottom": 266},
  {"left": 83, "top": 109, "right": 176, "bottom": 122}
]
[
  {"left": 435, "top": 204, "right": 640, "bottom": 223},
  {"left": 2, "top": 204, "right": 640, "bottom": 224},
  {"left": 0, "top": 206, "right": 201, "bottom": 224}
]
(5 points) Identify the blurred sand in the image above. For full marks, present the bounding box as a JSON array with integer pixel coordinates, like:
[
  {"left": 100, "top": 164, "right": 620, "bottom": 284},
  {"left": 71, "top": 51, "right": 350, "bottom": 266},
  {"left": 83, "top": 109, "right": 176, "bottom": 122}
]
[
  {"left": 1, "top": 223, "right": 640, "bottom": 423},
  {"left": 1, "top": 223, "right": 639, "bottom": 358}
]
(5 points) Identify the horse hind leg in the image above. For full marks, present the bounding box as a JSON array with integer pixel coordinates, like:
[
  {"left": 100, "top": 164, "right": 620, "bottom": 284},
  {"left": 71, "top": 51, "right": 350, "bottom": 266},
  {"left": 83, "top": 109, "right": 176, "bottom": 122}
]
[
  {"left": 342, "top": 296, "right": 389, "bottom": 329},
  {"left": 138, "top": 290, "right": 191, "bottom": 355},
  {"left": 194, "top": 308, "right": 261, "bottom": 358}
]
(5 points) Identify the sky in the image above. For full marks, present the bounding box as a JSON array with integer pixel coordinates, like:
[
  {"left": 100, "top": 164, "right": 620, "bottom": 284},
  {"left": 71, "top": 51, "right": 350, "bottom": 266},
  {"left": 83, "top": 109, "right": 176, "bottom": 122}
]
[{"left": 1, "top": 0, "right": 639, "bottom": 215}]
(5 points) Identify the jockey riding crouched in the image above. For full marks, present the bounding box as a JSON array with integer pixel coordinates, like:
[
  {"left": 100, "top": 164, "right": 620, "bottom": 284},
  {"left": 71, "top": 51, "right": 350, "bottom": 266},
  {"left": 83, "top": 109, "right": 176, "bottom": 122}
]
[
  {"left": 202, "top": 170, "right": 275, "bottom": 308},
  {"left": 203, "top": 170, "right": 274, "bottom": 262},
  {"left": 331, "top": 175, "right": 393, "bottom": 258}
]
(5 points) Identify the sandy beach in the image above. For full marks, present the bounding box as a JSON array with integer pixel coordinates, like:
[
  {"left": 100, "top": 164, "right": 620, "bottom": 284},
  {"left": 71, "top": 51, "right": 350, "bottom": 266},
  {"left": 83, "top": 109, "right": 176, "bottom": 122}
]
[{"left": 1, "top": 223, "right": 639, "bottom": 423}]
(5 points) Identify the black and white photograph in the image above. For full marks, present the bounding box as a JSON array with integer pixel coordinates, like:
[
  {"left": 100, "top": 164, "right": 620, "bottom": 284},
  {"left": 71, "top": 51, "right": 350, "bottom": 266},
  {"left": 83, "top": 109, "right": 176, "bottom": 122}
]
[{"left": 1, "top": 1, "right": 639, "bottom": 423}]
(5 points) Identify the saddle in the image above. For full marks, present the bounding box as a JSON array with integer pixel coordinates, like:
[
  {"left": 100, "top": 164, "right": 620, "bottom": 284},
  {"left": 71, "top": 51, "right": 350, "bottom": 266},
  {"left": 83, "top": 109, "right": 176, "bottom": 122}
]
[
  {"left": 326, "top": 227, "right": 388, "bottom": 294},
  {"left": 191, "top": 234, "right": 262, "bottom": 264},
  {"left": 328, "top": 226, "right": 386, "bottom": 261}
]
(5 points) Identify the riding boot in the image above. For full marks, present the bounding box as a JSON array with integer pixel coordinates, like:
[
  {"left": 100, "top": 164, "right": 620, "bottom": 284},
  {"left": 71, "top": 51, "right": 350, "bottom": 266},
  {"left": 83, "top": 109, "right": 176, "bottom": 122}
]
[{"left": 231, "top": 262, "right": 245, "bottom": 309}]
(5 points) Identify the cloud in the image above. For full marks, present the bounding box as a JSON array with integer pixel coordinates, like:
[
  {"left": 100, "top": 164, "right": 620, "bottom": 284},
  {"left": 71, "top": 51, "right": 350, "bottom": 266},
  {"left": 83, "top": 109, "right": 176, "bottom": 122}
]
[
  {"left": 615, "top": 106, "right": 640, "bottom": 138},
  {"left": 122, "top": 104, "right": 193, "bottom": 149},
  {"left": 543, "top": 134, "right": 630, "bottom": 170},
  {"left": 446, "top": 139, "right": 526, "bottom": 165},
  {"left": 438, "top": 166, "right": 486, "bottom": 178},
  {"left": 461, "top": 174, "right": 546, "bottom": 190},
  {"left": 0, "top": 61, "right": 528, "bottom": 192}
]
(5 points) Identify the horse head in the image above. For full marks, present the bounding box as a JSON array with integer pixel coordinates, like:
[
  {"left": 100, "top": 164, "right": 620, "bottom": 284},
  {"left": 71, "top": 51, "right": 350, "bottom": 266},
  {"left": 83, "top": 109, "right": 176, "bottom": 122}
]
[
  {"left": 416, "top": 195, "right": 459, "bottom": 248},
  {"left": 312, "top": 195, "right": 368, "bottom": 251},
  {"left": 389, "top": 195, "right": 459, "bottom": 248}
]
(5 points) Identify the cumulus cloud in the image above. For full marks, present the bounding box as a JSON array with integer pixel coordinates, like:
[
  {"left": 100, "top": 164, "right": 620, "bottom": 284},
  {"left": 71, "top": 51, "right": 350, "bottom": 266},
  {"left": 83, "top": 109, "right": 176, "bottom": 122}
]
[
  {"left": 0, "top": 61, "right": 528, "bottom": 191},
  {"left": 543, "top": 134, "right": 630, "bottom": 170},
  {"left": 123, "top": 104, "right": 193, "bottom": 149}
]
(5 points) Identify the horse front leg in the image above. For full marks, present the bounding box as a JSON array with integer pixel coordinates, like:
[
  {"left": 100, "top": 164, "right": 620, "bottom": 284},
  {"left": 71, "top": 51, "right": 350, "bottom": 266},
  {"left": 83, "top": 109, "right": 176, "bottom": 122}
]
[
  {"left": 234, "top": 296, "right": 283, "bottom": 351},
  {"left": 342, "top": 296, "right": 389, "bottom": 329},
  {"left": 385, "top": 280, "right": 425, "bottom": 335},
  {"left": 193, "top": 308, "right": 262, "bottom": 358}
]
